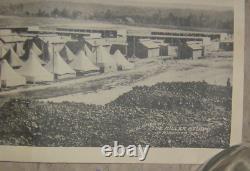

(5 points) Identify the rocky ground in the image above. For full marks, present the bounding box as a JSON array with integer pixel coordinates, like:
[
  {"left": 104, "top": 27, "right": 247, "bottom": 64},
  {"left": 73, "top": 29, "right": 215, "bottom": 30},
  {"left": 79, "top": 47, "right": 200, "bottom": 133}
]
[{"left": 0, "top": 82, "right": 232, "bottom": 148}]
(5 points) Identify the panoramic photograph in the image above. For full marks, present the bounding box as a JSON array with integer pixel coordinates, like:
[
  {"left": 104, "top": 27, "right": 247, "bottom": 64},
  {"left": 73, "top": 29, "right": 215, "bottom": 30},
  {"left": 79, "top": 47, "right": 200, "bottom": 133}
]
[{"left": 0, "top": 0, "right": 233, "bottom": 149}]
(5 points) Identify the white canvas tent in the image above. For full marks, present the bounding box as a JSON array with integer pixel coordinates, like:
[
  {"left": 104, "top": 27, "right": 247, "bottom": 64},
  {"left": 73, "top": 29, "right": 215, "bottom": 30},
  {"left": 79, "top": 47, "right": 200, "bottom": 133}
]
[
  {"left": 70, "top": 50, "right": 99, "bottom": 73},
  {"left": 113, "top": 50, "right": 134, "bottom": 70},
  {"left": 18, "top": 50, "right": 54, "bottom": 83},
  {"left": 30, "top": 42, "right": 42, "bottom": 56},
  {"left": 45, "top": 51, "right": 76, "bottom": 79},
  {"left": 60, "top": 45, "right": 76, "bottom": 63},
  {"left": 0, "top": 60, "right": 26, "bottom": 87},
  {"left": 3, "top": 48, "right": 24, "bottom": 68},
  {"left": 14, "top": 43, "right": 25, "bottom": 57},
  {"left": 96, "top": 46, "right": 117, "bottom": 73},
  {"left": 27, "top": 49, "right": 46, "bottom": 66}
]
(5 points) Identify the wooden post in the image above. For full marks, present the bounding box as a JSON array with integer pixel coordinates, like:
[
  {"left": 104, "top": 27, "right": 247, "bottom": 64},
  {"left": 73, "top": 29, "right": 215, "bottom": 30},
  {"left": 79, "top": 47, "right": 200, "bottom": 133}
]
[
  {"left": 133, "top": 36, "right": 136, "bottom": 58},
  {"left": 52, "top": 43, "right": 55, "bottom": 77}
]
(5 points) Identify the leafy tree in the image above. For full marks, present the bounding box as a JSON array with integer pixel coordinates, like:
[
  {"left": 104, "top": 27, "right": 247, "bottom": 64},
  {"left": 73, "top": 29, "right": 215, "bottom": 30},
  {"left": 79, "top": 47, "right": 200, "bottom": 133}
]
[
  {"left": 104, "top": 9, "right": 113, "bottom": 19},
  {"left": 72, "top": 10, "right": 82, "bottom": 19},
  {"left": 61, "top": 8, "right": 70, "bottom": 18},
  {"left": 25, "top": 11, "right": 30, "bottom": 16},
  {"left": 51, "top": 8, "right": 60, "bottom": 17}
]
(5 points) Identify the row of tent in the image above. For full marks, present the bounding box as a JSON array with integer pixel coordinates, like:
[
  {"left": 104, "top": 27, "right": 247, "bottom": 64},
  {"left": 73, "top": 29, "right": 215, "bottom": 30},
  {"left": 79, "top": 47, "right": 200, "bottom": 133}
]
[{"left": 0, "top": 41, "right": 135, "bottom": 88}]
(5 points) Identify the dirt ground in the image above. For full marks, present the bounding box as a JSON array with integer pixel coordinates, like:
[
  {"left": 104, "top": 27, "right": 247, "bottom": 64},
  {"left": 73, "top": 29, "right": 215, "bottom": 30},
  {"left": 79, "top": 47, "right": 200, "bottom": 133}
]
[{"left": 0, "top": 54, "right": 233, "bottom": 105}]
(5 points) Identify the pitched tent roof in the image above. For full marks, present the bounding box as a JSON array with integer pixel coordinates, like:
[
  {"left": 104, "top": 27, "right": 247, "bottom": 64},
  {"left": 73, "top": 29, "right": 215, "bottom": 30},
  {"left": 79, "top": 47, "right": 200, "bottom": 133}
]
[
  {"left": 26, "top": 50, "right": 46, "bottom": 66},
  {"left": 70, "top": 50, "right": 98, "bottom": 72},
  {"left": 60, "top": 45, "right": 76, "bottom": 63},
  {"left": 66, "top": 41, "right": 84, "bottom": 54},
  {"left": 2, "top": 48, "right": 24, "bottom": 68},
  {"left": 96, "top": 46, "right": 117, "bottom": 72},
  {"left": 18, "top": 50, "right": 54, "bottom": 82},
  {"left": 30, "top": 42, "right": 42, "bottom": 56},
  {"left": 113, "top": 50, "right": 134, "bottom": 70},
  {"left": 84, "top": 44, "right": 96, "bottom": 64},
  {"left": 0, "top": 46, "right": 8, "bottom": 59},
  {"left": 14, "top": 43, "right": 25, "bottom": 57},
  {"left": 0, "top": 60, "right": 26, "bottom": 87},
  {"left": 45, "top": 51, "right": 76, "bottom": 76}
]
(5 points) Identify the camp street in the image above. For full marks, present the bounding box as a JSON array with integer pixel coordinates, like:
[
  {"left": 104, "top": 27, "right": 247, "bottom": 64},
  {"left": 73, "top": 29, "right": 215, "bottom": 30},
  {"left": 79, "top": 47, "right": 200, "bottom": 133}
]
[{"left": 0, "top": 56, "right": 232, "bottom": 105}]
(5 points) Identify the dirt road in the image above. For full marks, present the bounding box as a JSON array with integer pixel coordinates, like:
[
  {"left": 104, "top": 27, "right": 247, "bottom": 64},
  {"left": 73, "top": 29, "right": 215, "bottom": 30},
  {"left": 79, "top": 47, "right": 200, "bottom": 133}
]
[
  {"left": 39, "top": 57, "right": 233, "bottom": 105},
  {"left": 0, "top": 56, "right": 233, "bottom": 105}
]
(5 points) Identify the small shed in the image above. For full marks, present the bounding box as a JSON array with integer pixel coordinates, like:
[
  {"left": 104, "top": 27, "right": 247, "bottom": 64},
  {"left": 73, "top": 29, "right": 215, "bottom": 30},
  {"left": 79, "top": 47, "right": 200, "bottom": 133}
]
[
  {"left": 219, "top": 40, "right": 233, "bottom": 51},
  {"left": 85, "top": 38, "right": 111, "bottom": 54},
  {"left": 204, "top": 41, "right": 220, "bottom": 54},
  {"left": 135, "top": 39, "right": 160, "bottom": 58},
  {"left": 153, "top": 40, "right": 168, "bottom": 56},
  {"left": 168, "top": 46, "right": 178, "bottom": 58},
  {"left": 38, "top": 36, "right": 70, "bottom": 51},
  {"left": 179, "top": 42, "right": 204, "bottom": 59}
]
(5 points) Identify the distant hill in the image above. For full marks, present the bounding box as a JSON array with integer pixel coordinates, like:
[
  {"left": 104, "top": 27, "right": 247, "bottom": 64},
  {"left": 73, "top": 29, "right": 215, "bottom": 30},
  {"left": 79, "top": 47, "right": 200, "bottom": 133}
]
[
  {"left": 0, "top": 0, "right": 234, "bottom": 32},
  {"left": 0, "top": 0, "right": 233, "bottom": 10}
]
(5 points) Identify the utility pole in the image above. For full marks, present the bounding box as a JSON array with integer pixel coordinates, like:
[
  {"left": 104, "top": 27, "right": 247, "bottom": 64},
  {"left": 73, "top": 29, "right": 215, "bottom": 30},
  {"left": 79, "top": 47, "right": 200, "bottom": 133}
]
[
  {"left": 42, "top": 41, "right": 44, "bottom": 61},
  {"left": 52, "top": 43, "right": 55, "bottom": 75},
  {"left": 95, "top": 41, "right": 97, "bottom": 65},
  {"left": 133, "top": 36, "right": 135, "bottom": 58}
]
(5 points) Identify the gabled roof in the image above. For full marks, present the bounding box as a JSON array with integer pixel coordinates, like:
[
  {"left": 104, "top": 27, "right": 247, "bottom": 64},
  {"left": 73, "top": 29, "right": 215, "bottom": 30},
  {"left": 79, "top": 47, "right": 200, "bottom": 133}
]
[
  {"left": 187, "top": 44, "right": 203, "bottom": 50},
  {"left": 153, "top": 40, "right": 169, "bottom": 47},
  {"left": 0, "top": 36, "right": 27, "bottom": 43},
  {"left": 85, "top": 38, "right": 111, "bottom": 47},
  {"left": 0, "top": 59, "right": 26, "bottom": 87},
  {"left": 140, "top": 40, "right": 159, "bottom": 49},
  {"left": 186, "top": 41, "right": 203, "bottom": 45},
  {"left": 220, "top": 40, "right": 233, "bottom": 43},
  {"left": 109, "top": 38, "right": 128, "bottom": 46},
  {"left": 39, "top": 36, "right": 70, "bottom": 44}
]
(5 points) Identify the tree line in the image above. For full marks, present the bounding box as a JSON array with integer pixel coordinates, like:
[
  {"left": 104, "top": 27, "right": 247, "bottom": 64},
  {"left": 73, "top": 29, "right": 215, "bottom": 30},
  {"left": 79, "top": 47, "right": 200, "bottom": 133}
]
[
  {"left": 0, "top": 3, "right": 233, "bottom": 32},
  {"left": 92, "top": 9, "right": 233, "bottom": 32}
]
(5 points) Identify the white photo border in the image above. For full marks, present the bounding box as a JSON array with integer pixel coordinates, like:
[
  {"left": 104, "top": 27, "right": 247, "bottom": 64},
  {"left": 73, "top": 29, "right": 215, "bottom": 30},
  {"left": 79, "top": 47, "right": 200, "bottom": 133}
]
[{"left": 0, "top": 0, "right": 245, "bottom": 164}]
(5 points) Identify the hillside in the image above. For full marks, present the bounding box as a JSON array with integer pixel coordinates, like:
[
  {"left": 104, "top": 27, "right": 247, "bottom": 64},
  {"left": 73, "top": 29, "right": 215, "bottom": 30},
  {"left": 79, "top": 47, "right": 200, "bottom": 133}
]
[
  {"left": 0, "top": 0, "right": 234, "bottom": 32},
  {"left": 0, "top": 82, "right": 232, "bottom": 148}
]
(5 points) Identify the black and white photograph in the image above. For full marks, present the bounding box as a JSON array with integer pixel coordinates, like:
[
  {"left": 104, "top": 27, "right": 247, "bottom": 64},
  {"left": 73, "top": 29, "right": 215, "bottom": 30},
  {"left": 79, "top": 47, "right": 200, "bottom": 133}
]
[{"left": 0, "top": 0, "right": 244, "bottom": 164}]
